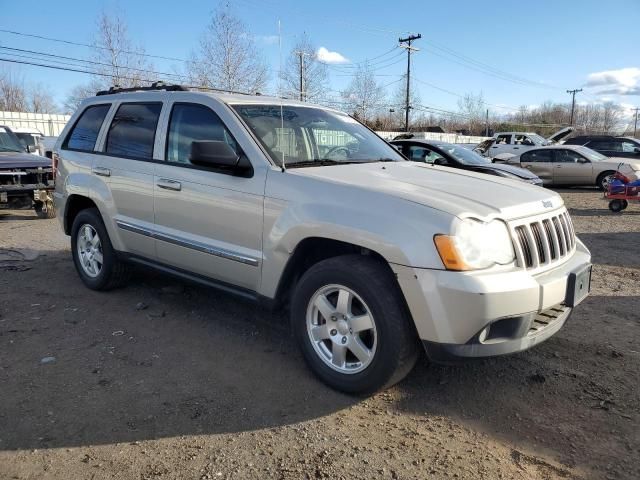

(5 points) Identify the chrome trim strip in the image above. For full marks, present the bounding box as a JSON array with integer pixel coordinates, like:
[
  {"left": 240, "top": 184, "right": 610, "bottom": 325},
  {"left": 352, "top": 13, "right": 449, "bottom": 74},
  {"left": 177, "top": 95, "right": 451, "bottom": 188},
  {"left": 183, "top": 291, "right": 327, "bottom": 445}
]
[{"left": 115, "top": 220, "right": 260, "bottom": 267}]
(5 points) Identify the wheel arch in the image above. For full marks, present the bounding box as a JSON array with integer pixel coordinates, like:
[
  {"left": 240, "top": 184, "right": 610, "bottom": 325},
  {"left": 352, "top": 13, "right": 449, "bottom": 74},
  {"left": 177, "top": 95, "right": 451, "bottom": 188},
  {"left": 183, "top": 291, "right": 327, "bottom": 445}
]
[{"left": 63, "top": 195, "right": 98, "bottom": 235}]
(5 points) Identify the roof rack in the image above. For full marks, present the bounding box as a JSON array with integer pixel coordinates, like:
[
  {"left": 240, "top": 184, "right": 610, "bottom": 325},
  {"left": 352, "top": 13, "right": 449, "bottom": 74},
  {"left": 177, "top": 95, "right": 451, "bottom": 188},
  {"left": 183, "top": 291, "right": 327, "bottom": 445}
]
[{"left": 96, "top": 81, "right": 189, "bottom": 96}]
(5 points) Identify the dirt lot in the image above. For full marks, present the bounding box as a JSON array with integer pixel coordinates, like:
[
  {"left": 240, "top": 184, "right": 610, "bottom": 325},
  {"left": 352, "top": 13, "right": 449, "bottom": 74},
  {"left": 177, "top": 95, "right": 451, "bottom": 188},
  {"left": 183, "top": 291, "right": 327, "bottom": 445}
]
[{"left": 0, "top": 189, "right": 638, "bottom": 480}]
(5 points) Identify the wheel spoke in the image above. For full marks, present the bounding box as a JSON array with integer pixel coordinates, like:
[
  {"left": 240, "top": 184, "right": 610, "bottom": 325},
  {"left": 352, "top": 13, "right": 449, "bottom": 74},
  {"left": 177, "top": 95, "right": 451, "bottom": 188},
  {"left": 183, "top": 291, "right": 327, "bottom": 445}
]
[
  {"left": 348, "top": 338, "right": 372, "bottom": 364},
  {"left": 310, "top": 324, "right": 330, "bottom": 342},
  {"left": 331, "top": 343, "right": 347, "bottom": 368},
  {"left": 350, "top": 313, "right": 373, "bottom": 333},
  {"left": 336, "top": 289, "right": 352, "bottom": 315},
  {"left": 93, "top": 251, "right": 103, "bottom": 265},
  {"left": 314, "top": 294, "right": 335, "bottom": 322},
  {"left": 90, "top": 233, "right": 100, "bottom": 247}
]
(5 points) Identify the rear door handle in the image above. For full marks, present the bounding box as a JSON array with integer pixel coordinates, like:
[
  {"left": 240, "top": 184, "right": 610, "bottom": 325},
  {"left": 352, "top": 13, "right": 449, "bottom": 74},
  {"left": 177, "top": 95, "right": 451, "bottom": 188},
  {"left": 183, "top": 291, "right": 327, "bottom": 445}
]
[
  {"left": 157, "top": 179, "right": 182, "bottom": 191},
  {"left": 92, "top": 167, "right": 111, "bottom": 177}
]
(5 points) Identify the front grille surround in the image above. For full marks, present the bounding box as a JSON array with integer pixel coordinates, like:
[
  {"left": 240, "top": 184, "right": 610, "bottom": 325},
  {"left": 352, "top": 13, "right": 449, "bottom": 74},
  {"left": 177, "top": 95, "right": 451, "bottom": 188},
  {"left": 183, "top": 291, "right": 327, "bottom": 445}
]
[{"left": 510, "top": 209, "right": 576, "bottom": 271}]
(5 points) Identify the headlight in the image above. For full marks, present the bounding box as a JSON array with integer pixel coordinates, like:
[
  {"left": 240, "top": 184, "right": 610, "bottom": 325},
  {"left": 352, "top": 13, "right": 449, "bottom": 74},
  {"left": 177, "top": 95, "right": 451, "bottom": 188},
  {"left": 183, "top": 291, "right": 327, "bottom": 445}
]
[{"left": 434, "top": 218, "right": 515, "bottom": 271}]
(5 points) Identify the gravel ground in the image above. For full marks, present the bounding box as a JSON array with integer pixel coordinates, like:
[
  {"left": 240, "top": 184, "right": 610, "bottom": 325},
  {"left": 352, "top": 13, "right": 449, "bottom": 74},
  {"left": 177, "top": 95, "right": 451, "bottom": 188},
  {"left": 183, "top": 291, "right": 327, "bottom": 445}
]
[{"left": 0, "top": 188, "right": 638, "bottom": 480}]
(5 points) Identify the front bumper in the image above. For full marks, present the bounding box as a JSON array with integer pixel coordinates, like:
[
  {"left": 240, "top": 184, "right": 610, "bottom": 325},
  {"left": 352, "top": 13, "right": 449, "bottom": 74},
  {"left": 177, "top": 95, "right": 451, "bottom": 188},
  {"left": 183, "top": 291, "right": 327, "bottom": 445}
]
[{"left": 392, "top": 239, "right": 591, "bottom": 362}]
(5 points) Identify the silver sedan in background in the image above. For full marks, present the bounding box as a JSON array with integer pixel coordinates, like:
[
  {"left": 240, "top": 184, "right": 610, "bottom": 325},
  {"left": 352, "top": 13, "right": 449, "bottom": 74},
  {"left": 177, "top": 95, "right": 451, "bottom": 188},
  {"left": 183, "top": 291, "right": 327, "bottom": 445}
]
[{"left": 495, "top": 144, "right": 640, "bottom": 190}]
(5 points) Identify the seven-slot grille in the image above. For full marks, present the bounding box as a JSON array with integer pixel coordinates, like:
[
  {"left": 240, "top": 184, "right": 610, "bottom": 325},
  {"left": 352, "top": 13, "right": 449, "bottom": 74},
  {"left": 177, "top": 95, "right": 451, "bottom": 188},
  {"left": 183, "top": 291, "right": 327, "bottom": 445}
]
[{"left": 513, "top": 211, "right": 575, "bottom": 269}]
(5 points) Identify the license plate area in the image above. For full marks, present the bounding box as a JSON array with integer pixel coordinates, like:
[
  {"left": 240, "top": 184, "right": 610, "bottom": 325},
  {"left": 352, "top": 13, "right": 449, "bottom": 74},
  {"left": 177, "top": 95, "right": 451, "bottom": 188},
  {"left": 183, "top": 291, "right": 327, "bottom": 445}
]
[{"left": 566, "top": 264, "right": 592, "bottom": 307}]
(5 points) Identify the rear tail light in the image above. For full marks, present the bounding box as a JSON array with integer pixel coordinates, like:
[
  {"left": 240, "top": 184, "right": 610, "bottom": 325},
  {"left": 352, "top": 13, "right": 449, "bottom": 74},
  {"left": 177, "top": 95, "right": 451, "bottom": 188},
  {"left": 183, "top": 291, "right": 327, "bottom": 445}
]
[{"left": 52, "top": 152, "right": 59, "bottom": 180}]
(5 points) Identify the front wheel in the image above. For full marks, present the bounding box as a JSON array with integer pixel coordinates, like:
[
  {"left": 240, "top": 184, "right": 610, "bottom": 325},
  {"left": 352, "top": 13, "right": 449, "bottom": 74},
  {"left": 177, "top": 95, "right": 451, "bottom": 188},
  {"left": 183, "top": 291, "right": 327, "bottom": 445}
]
[
  {"left": 291, "top": 255, "right": 419, "bottom": 394},
  {"left": 597, "top": 171, "right": 615, "bottom": 191},
  {"left": 609, "top": 199, "right": 625, "bottom": 213}
]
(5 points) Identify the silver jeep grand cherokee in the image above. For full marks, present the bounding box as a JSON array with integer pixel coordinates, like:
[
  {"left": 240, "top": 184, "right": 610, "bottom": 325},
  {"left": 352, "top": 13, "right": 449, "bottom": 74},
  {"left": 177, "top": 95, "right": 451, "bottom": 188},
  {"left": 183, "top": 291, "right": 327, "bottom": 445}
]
[{"left": 53, "top": 85, "right": 592, "bottom": 394}]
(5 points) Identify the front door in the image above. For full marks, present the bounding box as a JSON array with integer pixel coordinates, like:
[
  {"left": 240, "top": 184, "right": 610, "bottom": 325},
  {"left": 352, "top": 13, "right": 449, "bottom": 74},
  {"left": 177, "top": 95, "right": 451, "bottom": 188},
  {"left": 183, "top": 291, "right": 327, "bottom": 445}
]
[
  {"left": 153, "top": 101, "right": 264, "bottom": 292},
  {"left": 553, "top": 149, "right": 592, "bottom": 184},
  {"left": 489, "top": 134, "right": 512, "bottom": 157}
]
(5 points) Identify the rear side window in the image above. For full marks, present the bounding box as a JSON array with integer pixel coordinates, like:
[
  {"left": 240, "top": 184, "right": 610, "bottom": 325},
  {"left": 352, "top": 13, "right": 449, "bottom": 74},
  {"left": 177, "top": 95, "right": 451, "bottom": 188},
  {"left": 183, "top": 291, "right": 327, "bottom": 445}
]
[
  {"left": 587, "top": 140, "right": 619, "bottom": 151},
  {"left": 521, "top": 150, "right": 553, "bottom": 163},
  {"left": 64, "top": 104, "right": 111, "bottom": 152},
  {"left": 106, "top": 103, "right": 162, "bottom": 159},
  {"left": 165, "top": 103, "right": 239, "bottom": 164}
]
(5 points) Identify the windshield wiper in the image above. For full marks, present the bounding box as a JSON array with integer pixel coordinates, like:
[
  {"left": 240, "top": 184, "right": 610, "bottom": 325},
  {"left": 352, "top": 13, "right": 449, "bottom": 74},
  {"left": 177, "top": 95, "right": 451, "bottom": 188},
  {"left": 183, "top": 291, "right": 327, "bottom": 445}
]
[{"left": 286, "top": 159, "right": 360, "bottom": 168}]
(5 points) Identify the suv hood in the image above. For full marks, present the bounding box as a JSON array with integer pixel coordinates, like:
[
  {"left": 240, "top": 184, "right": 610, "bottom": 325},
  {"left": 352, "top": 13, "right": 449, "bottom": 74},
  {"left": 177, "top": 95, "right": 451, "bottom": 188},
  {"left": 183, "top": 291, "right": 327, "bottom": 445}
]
[
  {"left": 0, "top": 151, "right": 51, "bottom": 169},
  {"left": 547, "top": 126, "right": 574, "bottom": 143},
  {"left": 292, "top": 162, "right": 562, "bottom": 220}
]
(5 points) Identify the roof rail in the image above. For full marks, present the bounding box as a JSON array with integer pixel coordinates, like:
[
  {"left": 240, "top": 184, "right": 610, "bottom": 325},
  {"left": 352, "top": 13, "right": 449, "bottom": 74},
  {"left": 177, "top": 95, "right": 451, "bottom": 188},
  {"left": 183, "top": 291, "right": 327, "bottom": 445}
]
[{"left": 96, "top": 81, "right": 189, "bottom": 96}]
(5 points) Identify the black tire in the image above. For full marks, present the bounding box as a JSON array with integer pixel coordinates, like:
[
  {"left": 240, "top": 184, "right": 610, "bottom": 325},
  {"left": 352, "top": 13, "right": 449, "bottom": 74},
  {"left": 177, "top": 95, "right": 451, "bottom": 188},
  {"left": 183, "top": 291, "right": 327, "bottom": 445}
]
[
  {"left": 608, "top": 199, "right": 624, "bottom": 213},
  {"left": 291, "top": 254, "right": 420, "bottom": 394},
  {"left": 597, "top": 171, "right": 615, "bottom": 191},
  {"left": 34, "top": 200, "right": 56, "bottom": 219},
  {"left": 621, "top": 200, "right": 629, "bottom": 210},
  {"left": 70, "top": 208, "right": 131, "bottom": 290}
]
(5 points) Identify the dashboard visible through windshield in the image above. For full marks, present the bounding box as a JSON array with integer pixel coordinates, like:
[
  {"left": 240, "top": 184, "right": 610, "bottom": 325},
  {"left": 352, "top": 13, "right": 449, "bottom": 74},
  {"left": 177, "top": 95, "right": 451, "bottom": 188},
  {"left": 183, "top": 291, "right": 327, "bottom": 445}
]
[{"left": 232, "top": 104, "right": 405, "bottom": 167}]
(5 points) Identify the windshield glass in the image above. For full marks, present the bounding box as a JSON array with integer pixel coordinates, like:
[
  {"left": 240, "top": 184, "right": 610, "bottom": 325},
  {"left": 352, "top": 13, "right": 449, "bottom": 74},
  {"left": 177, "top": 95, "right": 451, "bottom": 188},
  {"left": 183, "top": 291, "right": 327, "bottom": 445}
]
[
  {"left": 528, "top": 134, "right": 548, "bottom": 145},
  {"left": 0, "top": 127, "right": 25, "bottom": 152},
  {"left": 439, "top": 143, "right": 490, "bottom": 165},
  {"left": 575, "top": 146, "right": 607, "bottom": 161},
  {"left": 232, "top": 104, "right": 405, "bottom": 167},
  {"left": 15, "top": 133, "right": 37, "bottom": 147}
]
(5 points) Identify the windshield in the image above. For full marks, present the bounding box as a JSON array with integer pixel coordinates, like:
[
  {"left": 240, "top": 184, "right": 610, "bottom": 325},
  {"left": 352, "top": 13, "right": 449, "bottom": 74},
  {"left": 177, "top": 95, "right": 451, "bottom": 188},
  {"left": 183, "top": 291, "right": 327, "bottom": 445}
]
[
  {"left": 232, "top": 104, "right": 405, "bottom": 167},
  {"left": 439, "top": 143, "right": 490, "bottom": 165},
  {"left": 15, "top": 132, "right": 37, "bottom": 147},
  {"left": 575, "top": 146, "right": 607, "bottom": 162},
  {"left": 0, "top": 127, "right": 25, "bottom": 152},
  {"left": 528, "top": 134, "right": 548, "bottom": 145}
]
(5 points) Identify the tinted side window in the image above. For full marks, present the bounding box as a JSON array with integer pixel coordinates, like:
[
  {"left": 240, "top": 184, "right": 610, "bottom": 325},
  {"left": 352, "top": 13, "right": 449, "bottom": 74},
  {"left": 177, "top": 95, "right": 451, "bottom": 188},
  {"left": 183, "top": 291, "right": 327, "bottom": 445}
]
[
  {"left": 166, "top": 103, "right": 239, "bottom": 164},
  {"left": 556, "top": 149, "right": 585, "bottom": 163},
  {"left": 106, "top": 103, "right": 162, "bottom": 159},
  {"left": 407, "top": 144, "right": 445, "bottom": 164},
  {"left": 587, "top": 140, "right": 619, "bottom": 151},
  {"left": 621, "top": 141, "right": 638, "bottom": 153},
  {"left": 521, "top": 150, "right": 553, "bottom": 163},
  {"left": 64, "top": 104, "right": 111, "bottom": 152}
]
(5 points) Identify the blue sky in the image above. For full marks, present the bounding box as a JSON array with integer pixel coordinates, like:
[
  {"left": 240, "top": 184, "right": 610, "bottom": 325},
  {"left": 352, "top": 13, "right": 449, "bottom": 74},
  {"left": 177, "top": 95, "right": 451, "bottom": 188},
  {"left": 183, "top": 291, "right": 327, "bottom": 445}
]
[{"left": 1, "top": 0, "right": 639, "bottom": 117}]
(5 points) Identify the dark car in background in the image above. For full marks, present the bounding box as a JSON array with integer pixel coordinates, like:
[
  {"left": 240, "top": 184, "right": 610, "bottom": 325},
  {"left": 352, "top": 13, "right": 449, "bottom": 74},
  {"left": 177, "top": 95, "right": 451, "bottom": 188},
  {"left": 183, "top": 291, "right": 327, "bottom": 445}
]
[
  {"left": 390, "top": 137, "right": 543, "bottom": 186},
  {"left": 563, "top": 135, "right": 640, "bottom": 159},
  {"left": 0, "top": 125, "right": 55, "bottom": 218}
]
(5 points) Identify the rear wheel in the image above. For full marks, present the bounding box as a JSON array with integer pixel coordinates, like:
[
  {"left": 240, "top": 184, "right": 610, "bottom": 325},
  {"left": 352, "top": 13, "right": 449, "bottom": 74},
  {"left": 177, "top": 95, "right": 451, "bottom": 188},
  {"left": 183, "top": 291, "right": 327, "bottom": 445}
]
[
  {"left": 609, "top": 199, "right": 624, "bottom": 213},
  {"left": 291, "top": 254, "right": 420, "bottom": 394},
  {"left": 597, "top": 171, "right": 615, "bottom": 191},
  {"left": 71, "top": 208, "right": 131, "bottom": 290}
]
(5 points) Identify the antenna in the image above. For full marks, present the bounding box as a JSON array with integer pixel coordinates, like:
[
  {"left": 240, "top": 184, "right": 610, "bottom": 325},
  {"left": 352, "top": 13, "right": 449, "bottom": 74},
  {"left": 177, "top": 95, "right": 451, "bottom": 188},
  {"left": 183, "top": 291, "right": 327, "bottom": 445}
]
[{"left": 278, "top": 19, "right": 286, "bottom": 172}]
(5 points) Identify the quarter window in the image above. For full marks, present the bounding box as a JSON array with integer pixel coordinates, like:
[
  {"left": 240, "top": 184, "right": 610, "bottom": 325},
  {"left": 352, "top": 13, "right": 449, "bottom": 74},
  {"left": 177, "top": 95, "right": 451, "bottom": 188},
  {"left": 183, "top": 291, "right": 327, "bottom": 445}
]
[
  {"left": 521, "top": 150, "right": 553, "bottom": 163},
  {"left": 64, "top": 104, "right": 111, "bottom": 152},
  {"left": 105, "top": 103, "right": 162, "bottom": 159},
  {"left": 166, "top": 103, "right": 239, "bottom": 164}
]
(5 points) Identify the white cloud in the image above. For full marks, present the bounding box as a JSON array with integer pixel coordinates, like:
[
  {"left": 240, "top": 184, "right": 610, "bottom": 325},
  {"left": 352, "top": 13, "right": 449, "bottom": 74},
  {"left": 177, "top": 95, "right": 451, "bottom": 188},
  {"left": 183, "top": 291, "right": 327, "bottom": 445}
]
[
  {"left": 316, "top": 47, "right": 349, "bottom": 64},
  {"left": 585, "top": 67, "right": 640, "bottom": 96}
]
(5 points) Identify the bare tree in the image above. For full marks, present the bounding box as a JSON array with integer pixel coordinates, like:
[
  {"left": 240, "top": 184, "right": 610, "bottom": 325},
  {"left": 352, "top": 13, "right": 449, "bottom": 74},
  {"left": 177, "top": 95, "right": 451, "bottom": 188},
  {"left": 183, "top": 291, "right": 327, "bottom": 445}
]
[
  {"left": 391, "top": 75, "right": 420, "bottom": 129},
  {"left": 281, "top": 33, "right": 328, "bottom": 102},
  {"left": 29, "top": 83, "right": 57, "bottom": 113},
  {"left": 0, "top": 70, "right": 28, "bottom": 112},
  {"left": 601, "top": 102, "right": 623, "bottom": 133},
  {"left": 457, "top": 92, "right": 486, "bottom": 134},
  {"left": 341, "top": 64, "right": 386, "bottom": 124},
  {"left": 188, "top": 7, "right": 269, "bottom": 93},
  {"left": 63, "top": 81, "right": 102, "bottom": 113},
  {"left": 91, "top": 10, "right": 154, "bottom": 89}
]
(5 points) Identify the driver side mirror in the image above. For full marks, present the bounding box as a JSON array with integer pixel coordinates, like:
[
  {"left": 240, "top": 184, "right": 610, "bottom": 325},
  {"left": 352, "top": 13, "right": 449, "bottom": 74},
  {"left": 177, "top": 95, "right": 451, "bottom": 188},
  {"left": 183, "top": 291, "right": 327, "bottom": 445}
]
[
  {"left": 433, "top": 158, "right": 448, "bottom": 166},
  {"left": 577, "top": 158, "right": 589, "bottom": 164},
  {"left": 634, "top": 147, "right": 640, "bottom": 154},
  {"left": 190, "top": 141, "right": 252, "bottom": 176},
  {"left": 27, "top": 145, "right": 37, "bottom": 154}
]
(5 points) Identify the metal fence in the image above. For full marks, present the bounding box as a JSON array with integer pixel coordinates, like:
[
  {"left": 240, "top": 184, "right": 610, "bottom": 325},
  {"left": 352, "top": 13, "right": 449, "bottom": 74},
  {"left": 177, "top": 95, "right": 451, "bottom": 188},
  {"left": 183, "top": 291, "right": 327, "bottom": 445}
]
[
  {"left": 375, "top": 131, "right": 490, "bottom": 144},
  {"left": 0, "top": 111, "right": 71, "bottom": 137}
]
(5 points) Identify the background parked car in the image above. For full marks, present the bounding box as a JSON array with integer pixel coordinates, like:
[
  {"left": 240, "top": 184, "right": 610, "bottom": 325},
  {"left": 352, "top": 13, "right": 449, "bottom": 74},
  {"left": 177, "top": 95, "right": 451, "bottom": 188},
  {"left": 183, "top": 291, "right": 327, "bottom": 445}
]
[
  {"left": 391, "top": 137, "right": 543, "bottom": 186},
  {"left": 563, "top": 135, "right": 640, "bottom": 159},
  {"left": 11, "top": 127, "right": 45, "bottom": 155},
  {"left": 474, "top": 127, "right": 573, "bottom": 158},
  {"left": 495, "top": 144, "right": 640, "bottom": 189}
]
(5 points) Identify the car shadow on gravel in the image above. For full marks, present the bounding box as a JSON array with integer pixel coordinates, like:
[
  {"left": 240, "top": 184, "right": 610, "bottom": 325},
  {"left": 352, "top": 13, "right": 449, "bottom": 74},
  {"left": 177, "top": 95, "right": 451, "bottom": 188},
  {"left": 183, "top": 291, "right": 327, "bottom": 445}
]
[
  {"left": 0, "top": 252, "right": 358, "bottom": 451},
  {"left": 579, "top": 232, "right": 640, "bottom": 268}
]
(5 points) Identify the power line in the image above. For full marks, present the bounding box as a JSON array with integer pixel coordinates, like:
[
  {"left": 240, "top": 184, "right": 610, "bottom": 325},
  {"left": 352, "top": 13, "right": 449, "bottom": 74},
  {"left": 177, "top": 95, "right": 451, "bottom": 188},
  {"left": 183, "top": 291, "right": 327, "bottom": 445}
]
[
  {"left": 414, "top": 78, "right": 521, "bottom": 112},
  {"left": 399, "top": 34, "right": 421, "bottom": 132}
]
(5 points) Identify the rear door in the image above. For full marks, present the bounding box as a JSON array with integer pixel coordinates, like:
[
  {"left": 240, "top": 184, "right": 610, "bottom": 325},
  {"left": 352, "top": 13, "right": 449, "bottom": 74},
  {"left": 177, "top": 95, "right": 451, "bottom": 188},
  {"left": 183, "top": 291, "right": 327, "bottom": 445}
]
[
  {"left": 519, "top": 149, "right": 554, "bottom": 185},
  {"left": 153, "top": 99, "right": 264, "bottom": 292},
  {"left": 97, "top": 101, "right": 163, "bottom": 258},
  {"left": 553, "top": 149, "right": 592, "bottom": 184}
]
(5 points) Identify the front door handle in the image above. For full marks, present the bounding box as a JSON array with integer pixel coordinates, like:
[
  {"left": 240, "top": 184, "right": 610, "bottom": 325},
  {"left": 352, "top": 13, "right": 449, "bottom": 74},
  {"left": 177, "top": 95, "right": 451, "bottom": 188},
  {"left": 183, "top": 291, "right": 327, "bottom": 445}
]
[
  {"left": 157, "top": 179, "right": 182, "bottom": 191},
  {"left": 92, "top": 166, "right": 111, "bottom": 177}
]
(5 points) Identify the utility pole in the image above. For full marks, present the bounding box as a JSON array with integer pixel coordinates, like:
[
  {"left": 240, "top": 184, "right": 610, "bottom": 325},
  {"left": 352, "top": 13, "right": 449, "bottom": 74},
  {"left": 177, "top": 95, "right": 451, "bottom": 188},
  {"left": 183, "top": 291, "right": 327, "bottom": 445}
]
[
  {"left": 399, "top": 33, "right": 421, "bottom": 132},
  {"left": 566, "top": 88, "right": 583, "bottom": 125},
  {"left": 295, "top": 51, "right": 310, "bottom": 101},
  {"left": 632, "top": 107, "right": 639, "bottom": 137},
  {"left": 485, "top": 109, "right": 489, "bottom": 136}
]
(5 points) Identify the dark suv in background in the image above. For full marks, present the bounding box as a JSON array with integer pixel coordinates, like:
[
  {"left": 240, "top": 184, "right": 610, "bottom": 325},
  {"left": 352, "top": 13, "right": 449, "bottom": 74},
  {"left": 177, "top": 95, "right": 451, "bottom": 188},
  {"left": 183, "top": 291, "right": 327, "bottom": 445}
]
[{"left": 564, "top": 135, "right": 640, "bottom": 159}]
